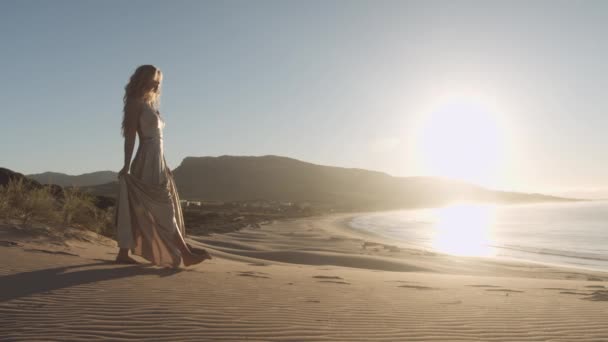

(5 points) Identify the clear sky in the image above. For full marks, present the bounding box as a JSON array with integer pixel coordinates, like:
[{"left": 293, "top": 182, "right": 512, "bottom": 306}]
[{"left": 1, "top": 0, "right": 607, "bottom": 196}]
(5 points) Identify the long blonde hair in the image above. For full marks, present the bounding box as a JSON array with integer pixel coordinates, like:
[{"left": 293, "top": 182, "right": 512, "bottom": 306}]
[{"left": 121, "top": 65, "right": 163, "bottom": 137}]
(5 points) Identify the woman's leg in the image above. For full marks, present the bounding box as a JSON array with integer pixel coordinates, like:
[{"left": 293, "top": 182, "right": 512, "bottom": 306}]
[{"left": 115, "top": 248, "right": 140, "bottom": 264}]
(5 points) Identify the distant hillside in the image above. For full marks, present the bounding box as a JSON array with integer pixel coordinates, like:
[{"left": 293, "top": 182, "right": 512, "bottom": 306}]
[
  {"left": 80, "top": 155, "right": 576, "bottom": 210},
  {"left": 1, "top": 168, "right": 60, "bottom": 194},
  {"left": 28, "top": 171, "right": 118, "bottom": 187},
  {"left": 169, "top": 155, "right": 575, "bottom": 210}
]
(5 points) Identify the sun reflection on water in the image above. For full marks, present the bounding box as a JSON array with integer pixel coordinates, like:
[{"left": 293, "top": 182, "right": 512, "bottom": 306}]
[{"left": 430, "top": 204, "right": 496, "bottom": 257}]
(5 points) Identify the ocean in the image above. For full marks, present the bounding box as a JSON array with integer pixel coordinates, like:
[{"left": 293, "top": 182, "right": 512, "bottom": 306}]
[{"left": 348, "top": 201, "right": 608, "bottom": 271}]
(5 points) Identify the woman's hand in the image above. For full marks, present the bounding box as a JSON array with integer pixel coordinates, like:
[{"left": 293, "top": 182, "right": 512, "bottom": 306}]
[{"left": 118, "top": 165, "right": 130, "bottom": 177}]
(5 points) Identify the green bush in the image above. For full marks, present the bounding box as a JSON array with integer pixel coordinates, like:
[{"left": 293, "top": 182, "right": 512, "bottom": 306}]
[
  {"left": 62, "top": 187, "right": 96, "bottom": 225},
  {"left": 0, "top": 178, "right": 58, "bottom": 224},
  {"left": 94, "top": 206, "right": 116, "bottom": 238},
  {"left": 0, "top": 185, "right": 8, "bottom": 220},
  {"left": 0, "top": 178, "right": 115, "bottom": 238}
]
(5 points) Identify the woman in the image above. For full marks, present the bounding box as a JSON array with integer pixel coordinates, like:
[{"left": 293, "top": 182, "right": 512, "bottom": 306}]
[{"left": 114, "top": 64, "right": 211, "bottom": 267}]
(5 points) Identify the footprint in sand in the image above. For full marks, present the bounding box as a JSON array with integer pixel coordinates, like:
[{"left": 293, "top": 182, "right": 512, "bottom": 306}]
[
  {"left": 387, "top": 280, "right": 419, "bottom": 284},
  {"left": 313, "top": 275, "right": 349, "bottom": 284},
  {"left": 248, "top": 263, "right": 268, "bottom": 267},
  {"left": 26, "top": 248, "right": 78, "bottom": 257},
  {"left": 398, "top": 285, "right": 437, "bottom": 290},
  {"left": 560, "top": 291, "right": 590, "bottom": 295},
  {"left": 485, "top": 289, "right": 524, "bottom": 293},
  {"left": 237, "top": 271, "right": 270, "bottom": 279},
  {"left": 313, "top": 275, "right": 343, "bottom": 280},
  {"left": 240, "top": 271, "right": 269, "bottom": 275},
  {"left": 467, "top": 285, "right": 501, "bottom": 288},
  {"left": 584, "top": 290, "right": 608, "bottom": 301},
  {"left": 587, "top": 277, "right": 604, "bottom": 281},
  {"left": 543, "top": 287, "right": 577, "bottom": 291},
  {"left": 585, "top": 285, "right": 606, "bottom": 289}
]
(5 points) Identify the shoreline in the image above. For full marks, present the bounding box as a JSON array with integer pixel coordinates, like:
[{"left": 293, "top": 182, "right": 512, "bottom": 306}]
[
  {"left": 189, "top": 212, "right": 608, "bottom": 280},
  {"left": 339, "top": 209, "right": 608, "bottom": 275}
]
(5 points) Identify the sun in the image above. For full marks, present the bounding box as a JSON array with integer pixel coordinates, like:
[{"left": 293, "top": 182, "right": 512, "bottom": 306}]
[{"left": 415, "top": 95, "right": 506, "bottom": 187}]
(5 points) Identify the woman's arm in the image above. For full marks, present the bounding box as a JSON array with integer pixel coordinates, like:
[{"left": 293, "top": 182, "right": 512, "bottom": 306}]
[{"left": 119, "top": 102, "right": 142, "bottom": 175}]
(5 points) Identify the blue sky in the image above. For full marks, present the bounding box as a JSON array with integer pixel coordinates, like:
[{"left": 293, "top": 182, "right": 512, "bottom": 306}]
[{"left": 1, "top": 0, "right": 608, "bottom": 196}]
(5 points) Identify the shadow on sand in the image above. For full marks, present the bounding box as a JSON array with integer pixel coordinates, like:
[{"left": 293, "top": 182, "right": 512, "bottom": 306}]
[{"left": 0, "top": 261, "right": 182, "bottom": 302}]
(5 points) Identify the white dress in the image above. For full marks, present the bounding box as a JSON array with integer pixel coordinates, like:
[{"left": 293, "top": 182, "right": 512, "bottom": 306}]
[{"left": 114, "top": 101, "right": 186, "bottom": 268}]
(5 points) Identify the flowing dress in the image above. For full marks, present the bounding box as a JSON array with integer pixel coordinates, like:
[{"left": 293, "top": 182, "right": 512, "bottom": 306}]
[{"left": 114, "top": 101, "right": 186, "bottom": 268}]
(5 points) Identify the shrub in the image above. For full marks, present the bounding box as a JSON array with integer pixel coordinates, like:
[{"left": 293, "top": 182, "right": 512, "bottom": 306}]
[
  {"left": 0, "top": 178, "right": 115, "bottom": 238},
  {"left": 0, "top": 178, "right": 58, "bottom": 224},
  {"left": 94, "top": 206, "right": 116, "bottom": 238},
  {"left": 0, "top": 185, "right": 8, "bottom": 220},
  {"left": 62, "top": 187, "right": 96, "bottom": 226},
  {"left": 61, "top": 187, "right": 117, "bottom": 238}
]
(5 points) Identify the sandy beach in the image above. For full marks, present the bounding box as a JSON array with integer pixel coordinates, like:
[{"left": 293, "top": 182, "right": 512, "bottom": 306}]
[{"left": 2, "top": 213, "right": 608, "bottom": 341}]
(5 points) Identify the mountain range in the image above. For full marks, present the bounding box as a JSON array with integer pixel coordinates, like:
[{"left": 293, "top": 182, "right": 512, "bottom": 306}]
[
  {"left": 28, "top": 171, "right": 118, "bottom": 187},
  {"left": 65, "top": 155, "right": 576, "bottom": 211}
]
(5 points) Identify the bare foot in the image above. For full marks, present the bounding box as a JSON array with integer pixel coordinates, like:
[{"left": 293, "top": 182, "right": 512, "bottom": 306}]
[
  {"left": 195, "top": 248, "right": 212, "bottom": 260},
  {"left": 115, "top": 255, "right": 140, "bottom": 264},
  {"left": 183, "top": 252, "right": 207, "bottom": 267},
  {"left": 186, "top": 243, "right": 212, "bottom": 259},
  {"left": 187, "top": 244, "right": 213, "bottom": 260}
]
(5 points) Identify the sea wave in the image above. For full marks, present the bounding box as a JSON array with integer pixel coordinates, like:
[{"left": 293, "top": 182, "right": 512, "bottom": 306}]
[
  {"left": 347, "top": 203, "right": 608, "bottom": 271},
  {"left": 491, "top": 244, "right": 608, "bottom": 263}
]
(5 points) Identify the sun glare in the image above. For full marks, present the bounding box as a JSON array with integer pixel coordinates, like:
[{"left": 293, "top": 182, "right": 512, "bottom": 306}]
[
  {"left": 415, "top": 94, "right": 507, "bottom": 187},
  {"left": 431, "top": 204, "right": 496, "bottom": 257}
]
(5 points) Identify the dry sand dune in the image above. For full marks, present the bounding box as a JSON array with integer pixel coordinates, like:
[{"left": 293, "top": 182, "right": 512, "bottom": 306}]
[{"left": 2, "top": 214, "right": 608, "bottom": 341}]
